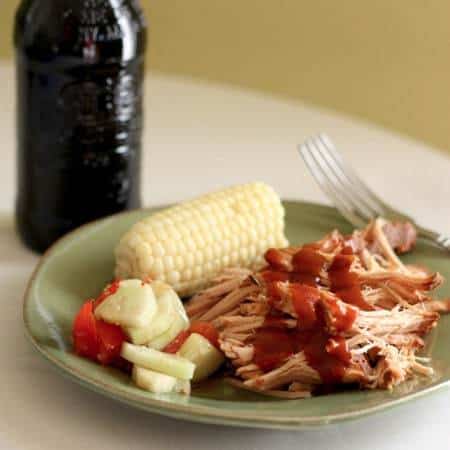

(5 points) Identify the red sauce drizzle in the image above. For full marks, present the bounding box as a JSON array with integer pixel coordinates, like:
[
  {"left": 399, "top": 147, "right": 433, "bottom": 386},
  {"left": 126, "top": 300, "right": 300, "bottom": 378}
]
[
  {"left": 263, "top": 316, "right": 291, "bottom": 329},
  {"left": 297, "top": 330, "right": 351, "bottom": 384},
  {"left": 264, "top": 281, "right": 284, "bottom": 304},
  {"left": 253, "top": 244, "right": 375, "bottom": 383},
  {"left": 252, "top": 326, "right": 352, "bottom": 383},
  {"left": 335, "top": 286, "right": 373, "bottom": 310},
  {"left": 292, "top": 246, "right": 327, "bottom": 277},
  {"left": 328, "top": 250, "right": 373, "bottom": 311},
  {"left": 328, "top": 253, "right": 358, "bottom": 289},
  {"left": 260, "top": 269, "right": 318, "bottom": 287},
  {"left": 317, "top": 295, "right": 358, "bottom": 333},
  {"left": 264, "top": 248, "right": 292, "bottom": 271},
  {"left": 252, "top": 328, "right": 297, "bottom": 371},
  {"left": 289, "top": 272, "right": 320, "bottom": 286},
  {"left": 260, "top": 270, "right": 290, "bottom": 283},
  {"left": 252, "top": 290, "right": 354, "bottom": 383},
  {"left": 289, "top": 284, "right": 321, "bottom": 330},
  {"left": 325, "top": 337, "right": 351, "bottom": 363}
]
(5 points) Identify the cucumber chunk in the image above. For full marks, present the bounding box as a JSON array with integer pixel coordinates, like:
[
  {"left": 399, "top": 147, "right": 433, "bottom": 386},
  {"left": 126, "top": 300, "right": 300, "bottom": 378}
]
[
  {"left": 132, "top": 366, "right": 191, "bottom": 395},
  {"left": 147, "top": 306, "right": 189, "bottom": 350},
  {"left": 95, "top": 279, "right": 157, "bottom": 328},
  {"left": 126, "top": 281, "right": 178, "bottom": 344},
  {"left": 121, "top": 343, "right": 195, "bottom": 380},
  {"left": 132, "top": 366, "right": 177, "bottom": 393},
  {"left": 178, "top": 333, "right": 225, "bottom": 382},
  {"left": 174, "top": 379, "right": 191, "bottom": 395}
]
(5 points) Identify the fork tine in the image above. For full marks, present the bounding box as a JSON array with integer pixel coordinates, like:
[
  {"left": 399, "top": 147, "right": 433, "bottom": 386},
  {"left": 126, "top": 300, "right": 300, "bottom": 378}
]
[
  {"left": 318, "top": 134, "right": 388, "bottom": 216},
  {"left": 306, "top": 139, "right": 375, "bottom": 223},
  {"left": 313, "top": 136, "right": 380, "bottom": 221},
  {"left": 299, "top": 141, "right": 367, "bottom": 229}
]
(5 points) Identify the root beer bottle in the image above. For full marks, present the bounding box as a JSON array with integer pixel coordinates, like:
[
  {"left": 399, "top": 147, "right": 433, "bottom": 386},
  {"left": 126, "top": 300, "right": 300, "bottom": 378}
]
[{"left": 14, "top": 0, "right": 147, "bottom": 252}]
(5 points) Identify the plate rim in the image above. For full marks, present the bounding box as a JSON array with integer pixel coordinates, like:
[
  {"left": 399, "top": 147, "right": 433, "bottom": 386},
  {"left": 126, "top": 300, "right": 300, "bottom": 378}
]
[{"left": 22, "top": 200, "right": 450, "bottom": 430}]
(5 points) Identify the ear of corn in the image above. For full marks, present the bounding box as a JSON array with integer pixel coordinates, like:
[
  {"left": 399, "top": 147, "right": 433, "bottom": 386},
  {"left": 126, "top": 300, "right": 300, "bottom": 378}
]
[{"left": 115, "top": 182, "right": 288, "bottom": 297}]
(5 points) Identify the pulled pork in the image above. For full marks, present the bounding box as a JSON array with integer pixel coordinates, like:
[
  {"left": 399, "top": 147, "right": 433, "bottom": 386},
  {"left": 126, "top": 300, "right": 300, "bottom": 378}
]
[{"left": 185, "top": 219, "right": 448, "bottom": 398}]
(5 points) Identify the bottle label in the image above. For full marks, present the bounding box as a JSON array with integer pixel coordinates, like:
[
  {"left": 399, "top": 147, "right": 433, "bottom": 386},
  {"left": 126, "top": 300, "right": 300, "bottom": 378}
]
[
  {"left": 18, "top": 57, "right": 144, "bottom": 209},
  {"left": 58, "top": 65, "right": 143, "bottom": 139},
  {"left": 20, "top": 58, "right": 144, "bottom": 157}
]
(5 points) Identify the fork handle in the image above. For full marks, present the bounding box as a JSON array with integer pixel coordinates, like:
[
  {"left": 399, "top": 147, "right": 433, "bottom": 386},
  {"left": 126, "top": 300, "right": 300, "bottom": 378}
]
[{"left": 416, "top": 225, "right": 450, "bottom": 251}]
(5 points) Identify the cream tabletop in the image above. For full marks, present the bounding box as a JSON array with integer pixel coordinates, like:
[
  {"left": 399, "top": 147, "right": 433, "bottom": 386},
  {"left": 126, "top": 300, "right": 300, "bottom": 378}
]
[{"left": 1, "top": 60, "right": 450, "bottom": 449}]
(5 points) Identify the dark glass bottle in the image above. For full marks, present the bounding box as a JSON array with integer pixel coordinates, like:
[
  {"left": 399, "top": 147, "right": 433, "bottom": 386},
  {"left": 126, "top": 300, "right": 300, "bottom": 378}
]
[{"left": 14, "top": 0, "right": 147, "bottom": 253}]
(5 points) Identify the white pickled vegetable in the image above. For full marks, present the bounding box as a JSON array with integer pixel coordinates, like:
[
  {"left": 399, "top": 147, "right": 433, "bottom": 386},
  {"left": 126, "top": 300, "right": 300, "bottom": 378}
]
[
  {"left": 132, "top": 366, "right": 190, "bottom": 395},
  {"left": 178, "top": 333, "right": 225, "bottom": 382},
  {"left": 121, "top": 343, "right": 195, "bottom": 380},
  {"left": 132, "top": 366, "right": 178, "bottom": 393},
  {"left": 147, "top": 287, "right": 189, "bottom": 350},
  {"left": 147, "top": 312, "right": 189, "bottom": 351},
  {"left": 94, "top": 279, "right": 157, "bottom": 329},
  {"left": 174, "top": 379, "right": 191, "bottom": 395},
  {"left": 126, "top": 281, "right": 179, "bottom": 344}
]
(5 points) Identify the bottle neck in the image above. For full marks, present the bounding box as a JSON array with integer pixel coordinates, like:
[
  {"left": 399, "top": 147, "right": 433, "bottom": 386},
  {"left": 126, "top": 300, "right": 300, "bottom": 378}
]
[{"left": 15, "top": 0, "right": 147, "bottom": 64}]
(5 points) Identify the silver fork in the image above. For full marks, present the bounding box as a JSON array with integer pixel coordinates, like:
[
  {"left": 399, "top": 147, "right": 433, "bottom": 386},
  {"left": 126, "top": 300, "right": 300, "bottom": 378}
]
[{"left": 298, "top": 133, "right": 450, "bottom": 251}]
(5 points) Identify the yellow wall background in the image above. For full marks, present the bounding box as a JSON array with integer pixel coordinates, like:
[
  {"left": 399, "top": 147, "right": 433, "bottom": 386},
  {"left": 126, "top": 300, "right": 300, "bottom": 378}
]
[{"left": 2, "top": 1, "right": 449, "bottom": 152}]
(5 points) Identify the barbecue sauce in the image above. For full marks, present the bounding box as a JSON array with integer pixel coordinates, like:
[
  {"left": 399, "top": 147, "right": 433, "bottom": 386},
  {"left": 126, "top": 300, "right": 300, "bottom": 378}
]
[
  {"left": 292, "top": 246, "right": 327, "bottom": 277},
  {"left": 290, "top": 284, "right": 321, "bottom": 330},
  {"left": 252, "top": 329, "right": 297, "bottom": 371},
  {"left": 329, "top": 249, "right": 374, "bottom": 311},
  {"left": 252, "top": 324, "right": 353, "bottom": 383},
  {"left": 253, "top": 243, "right": 370, "bottom": 384},
  {"left": 260, "top": 270, "right": 319, "bottom": 287}
]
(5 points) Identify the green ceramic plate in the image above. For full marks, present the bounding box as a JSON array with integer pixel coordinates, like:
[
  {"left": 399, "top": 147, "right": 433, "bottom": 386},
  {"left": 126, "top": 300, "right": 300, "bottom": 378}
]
[{"left": 23, "top": 201, "right": 450, "bottom": 430}]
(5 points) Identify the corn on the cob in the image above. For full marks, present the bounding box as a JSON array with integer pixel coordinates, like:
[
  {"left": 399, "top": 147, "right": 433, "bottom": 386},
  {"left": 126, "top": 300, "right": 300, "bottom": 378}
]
[{"left": 115, "top": 182, "right": 288, "bottom": 297}]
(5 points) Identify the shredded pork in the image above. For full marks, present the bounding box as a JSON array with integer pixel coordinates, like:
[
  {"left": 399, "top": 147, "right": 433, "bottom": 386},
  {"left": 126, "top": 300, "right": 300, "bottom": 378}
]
[{"left": 184, "top": 218, "right": 448, "bottom": 398}]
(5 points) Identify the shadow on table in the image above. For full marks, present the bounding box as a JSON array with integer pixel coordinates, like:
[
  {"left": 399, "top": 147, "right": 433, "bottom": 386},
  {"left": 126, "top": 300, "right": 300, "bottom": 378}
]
[{"left": 0, "top": 213, "right": 37, "bottom": 266}]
